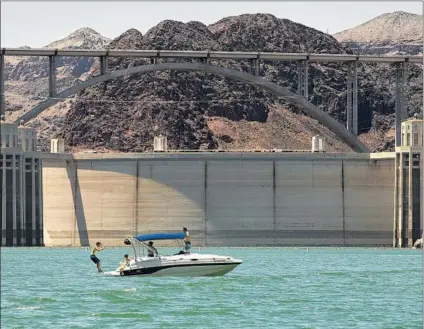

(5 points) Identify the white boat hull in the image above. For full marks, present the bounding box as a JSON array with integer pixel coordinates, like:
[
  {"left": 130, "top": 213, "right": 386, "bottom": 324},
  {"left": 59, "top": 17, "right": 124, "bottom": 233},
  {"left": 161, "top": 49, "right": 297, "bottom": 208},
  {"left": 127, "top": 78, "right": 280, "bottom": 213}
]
[
  {"left": 105, "top": 253, "right": 242, "bottom": 277},
  {"left": 124, "top": 262, "right": 240, "bottom": 277}
]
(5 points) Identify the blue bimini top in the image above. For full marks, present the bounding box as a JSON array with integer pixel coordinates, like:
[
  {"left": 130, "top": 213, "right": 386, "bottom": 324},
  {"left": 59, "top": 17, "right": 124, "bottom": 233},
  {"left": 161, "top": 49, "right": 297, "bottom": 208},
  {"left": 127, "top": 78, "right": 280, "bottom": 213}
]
[{"left": 135, "top": 232, "right": 186, "bottom": 242}]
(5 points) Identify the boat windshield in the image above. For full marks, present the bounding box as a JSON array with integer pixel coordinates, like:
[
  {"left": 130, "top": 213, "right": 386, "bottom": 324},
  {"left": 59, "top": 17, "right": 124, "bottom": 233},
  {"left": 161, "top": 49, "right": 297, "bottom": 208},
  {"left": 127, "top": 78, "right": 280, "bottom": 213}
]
[{"left": 124, "top": 236, "right": 184, "bottom": 258}]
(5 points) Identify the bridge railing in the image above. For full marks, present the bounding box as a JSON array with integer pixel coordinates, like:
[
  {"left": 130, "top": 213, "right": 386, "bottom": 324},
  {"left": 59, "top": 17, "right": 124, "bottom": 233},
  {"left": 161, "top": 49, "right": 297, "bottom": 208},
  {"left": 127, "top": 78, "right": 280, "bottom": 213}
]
[{"left": 1, "top": 48, "right": 422, "bottom": 63}]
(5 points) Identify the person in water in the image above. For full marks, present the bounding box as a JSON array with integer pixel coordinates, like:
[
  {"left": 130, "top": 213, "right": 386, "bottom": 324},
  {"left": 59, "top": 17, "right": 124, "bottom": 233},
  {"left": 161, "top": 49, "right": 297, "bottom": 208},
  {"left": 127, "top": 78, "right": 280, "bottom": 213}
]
[
  {"left": 90, "top": 241, "right": 105, "bottom": 272},
  {"left": 183, "top": 227, "right": 191, "bottom": 253},
  {"left": 119, "top": 254, "right": 130, "bottom": 275},
  {"left": 147, "top": 241, "right": 158, "bottom": 257}
]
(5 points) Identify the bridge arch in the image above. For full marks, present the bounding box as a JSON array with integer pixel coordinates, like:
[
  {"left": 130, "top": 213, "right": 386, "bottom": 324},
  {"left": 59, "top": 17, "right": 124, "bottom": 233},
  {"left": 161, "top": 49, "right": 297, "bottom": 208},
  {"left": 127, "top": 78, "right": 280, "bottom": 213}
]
[{"left": 15, "top": 62, "right": 369, "bottom": 152}]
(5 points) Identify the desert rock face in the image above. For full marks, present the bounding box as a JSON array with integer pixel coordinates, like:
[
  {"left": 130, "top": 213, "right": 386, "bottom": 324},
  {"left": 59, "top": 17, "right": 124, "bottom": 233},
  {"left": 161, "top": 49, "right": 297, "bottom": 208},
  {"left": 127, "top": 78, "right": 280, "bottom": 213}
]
[
  {"left": 333, "top": 11, "right": 422, "bottom": 55},
  {"left": 3, "top": 28, "right": 111, "bottom": 151},
  {"left": 3, "top": 13, "right": 423, "bottom": 152}
]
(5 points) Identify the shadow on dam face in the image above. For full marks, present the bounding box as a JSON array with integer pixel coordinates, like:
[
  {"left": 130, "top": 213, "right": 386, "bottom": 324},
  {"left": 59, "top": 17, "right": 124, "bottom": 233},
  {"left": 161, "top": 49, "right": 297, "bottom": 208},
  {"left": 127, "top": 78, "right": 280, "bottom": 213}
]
[
  {"left": 66, "top": 163, "right": 90, "bottom": 247},
  {"left": 43, "top": 156, "right": 395, "bottom": 247},
  {"left": 60, "top": 159, "right": 206, "bottom": 247}
]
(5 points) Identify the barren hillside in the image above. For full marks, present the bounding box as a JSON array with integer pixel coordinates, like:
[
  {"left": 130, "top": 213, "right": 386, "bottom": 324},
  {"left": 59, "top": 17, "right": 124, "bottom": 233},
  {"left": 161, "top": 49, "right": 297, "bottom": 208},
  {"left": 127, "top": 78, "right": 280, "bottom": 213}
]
[{"left": 333, "top": 11, "right": 422, "bottom": 55}]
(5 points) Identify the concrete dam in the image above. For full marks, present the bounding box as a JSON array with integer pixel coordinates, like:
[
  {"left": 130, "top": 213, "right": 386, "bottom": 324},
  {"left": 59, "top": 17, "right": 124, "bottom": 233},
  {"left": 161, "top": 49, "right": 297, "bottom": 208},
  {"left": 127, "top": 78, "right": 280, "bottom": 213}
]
[{"left": 42, "top": 152, "right": 395, "bottom": 247}]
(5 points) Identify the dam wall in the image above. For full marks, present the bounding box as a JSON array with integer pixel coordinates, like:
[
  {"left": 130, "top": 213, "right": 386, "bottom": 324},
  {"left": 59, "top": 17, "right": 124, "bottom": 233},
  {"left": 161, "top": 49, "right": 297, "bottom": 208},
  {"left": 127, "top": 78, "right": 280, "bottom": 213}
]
[{"left": 42, "top": 152, "right": 395, "bottom": 247}]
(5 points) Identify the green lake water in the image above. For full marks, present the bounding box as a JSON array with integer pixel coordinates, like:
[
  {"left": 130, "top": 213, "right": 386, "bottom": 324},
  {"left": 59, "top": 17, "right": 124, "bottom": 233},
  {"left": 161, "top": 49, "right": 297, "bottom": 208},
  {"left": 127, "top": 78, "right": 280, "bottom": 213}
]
[{"left": 1, "top": 247, "right": 422, "bottom": 329}]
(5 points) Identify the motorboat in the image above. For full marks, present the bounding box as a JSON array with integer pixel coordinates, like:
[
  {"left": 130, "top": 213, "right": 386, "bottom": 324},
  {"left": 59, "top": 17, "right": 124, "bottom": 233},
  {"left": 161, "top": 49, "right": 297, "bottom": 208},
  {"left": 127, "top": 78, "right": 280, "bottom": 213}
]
[{"left": 104, "top": 232, "right": 242, "bottom": 277}]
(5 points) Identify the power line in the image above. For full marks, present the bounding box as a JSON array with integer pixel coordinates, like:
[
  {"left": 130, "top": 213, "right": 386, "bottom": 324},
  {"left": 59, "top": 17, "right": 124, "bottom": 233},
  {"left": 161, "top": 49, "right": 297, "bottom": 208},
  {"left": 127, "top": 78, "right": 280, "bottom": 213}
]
[{"left": 51, "top": 95, "right": 301, "bottom": 105}]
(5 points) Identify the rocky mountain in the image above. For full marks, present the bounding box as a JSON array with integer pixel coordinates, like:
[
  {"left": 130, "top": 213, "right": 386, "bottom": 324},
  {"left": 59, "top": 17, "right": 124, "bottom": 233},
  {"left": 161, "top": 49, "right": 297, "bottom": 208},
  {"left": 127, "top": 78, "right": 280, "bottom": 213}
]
[
  {"left": 333, "top": 11, "right": 423, "bottom": 55},
  {"left": 3, "top": 13, "right": 423, "bottom": 153},
  {"left": 3, "top": 28, "right": 111, "bottom": 149},
  {"left": 4, "top": 28, "right": 110, "bottom": 117},
  {"left": 60, "top": 15, "right": 354, "bottom": 151},
  {"left": 5, "top": 27, "right": 111, "bottom": 81}
]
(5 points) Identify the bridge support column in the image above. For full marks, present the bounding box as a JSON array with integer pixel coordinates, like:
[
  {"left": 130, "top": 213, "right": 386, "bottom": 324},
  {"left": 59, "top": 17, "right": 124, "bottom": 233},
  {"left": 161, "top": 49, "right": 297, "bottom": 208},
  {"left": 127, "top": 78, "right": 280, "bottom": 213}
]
[
  {"left": 402, "top": 61, "right": 409, "bottom": 119},
  {"left": 297, "top": 61, "right": 302, "bottom": 95},
  {"left": 100, "top": 56, "right": 108, "bottom": 75},
  {"left": 297, "top": 60, "right": 309, "bottom": 98},
  {"left": 303, "top": 60, "right": 309, "bottom": 99},
  {"left": 347, "top": 63, "right": 352, "bottom": 131},
  {"left": 352, "top": 61, "right": 358, "bottom": 135},
  {"left": 346, "top": 61, "right": 358, "bottom": 134},
  {"left": 0, "top": 55, "right": 5, "bottom": 116},
  {"left": 249, "top": 59, "right": 260, "bottom": 76},
  {"left": 395, "top": 62, "right": 407, "bottom": 147},
  {"left": 49, "top": 56, "right": 57, "bottom": 98}
]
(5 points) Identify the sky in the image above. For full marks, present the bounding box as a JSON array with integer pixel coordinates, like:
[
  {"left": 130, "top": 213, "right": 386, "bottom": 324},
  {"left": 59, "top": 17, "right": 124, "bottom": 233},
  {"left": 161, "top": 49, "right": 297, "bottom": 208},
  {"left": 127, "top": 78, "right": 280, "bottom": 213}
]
[{"left": 1, "top": 1, "right": 422, "bottom": 48}]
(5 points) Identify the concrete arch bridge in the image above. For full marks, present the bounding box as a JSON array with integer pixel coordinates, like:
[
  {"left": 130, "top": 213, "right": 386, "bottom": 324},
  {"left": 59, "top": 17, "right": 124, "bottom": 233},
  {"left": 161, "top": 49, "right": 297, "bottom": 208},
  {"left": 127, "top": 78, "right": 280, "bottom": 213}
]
[
  {"left": 1, "top": 49, "right": 421, "bottom": 152},
  {"left": 12, "top": 62, "right": 369, "bottom": 152}
]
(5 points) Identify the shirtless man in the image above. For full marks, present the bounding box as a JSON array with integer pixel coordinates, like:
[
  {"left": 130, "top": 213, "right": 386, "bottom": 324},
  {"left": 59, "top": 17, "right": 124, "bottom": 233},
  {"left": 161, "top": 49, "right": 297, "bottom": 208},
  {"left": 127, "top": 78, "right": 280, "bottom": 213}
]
[{"left": 90, "top": 241, "right": 105, "bottom": 272}]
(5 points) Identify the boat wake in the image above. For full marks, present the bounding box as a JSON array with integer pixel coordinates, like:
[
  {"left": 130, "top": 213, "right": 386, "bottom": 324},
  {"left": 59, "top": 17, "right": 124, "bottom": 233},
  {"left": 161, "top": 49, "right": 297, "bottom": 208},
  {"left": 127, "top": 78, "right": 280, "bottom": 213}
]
[{"left": 104, "top": 271, "right": 121, "bottom": 277}]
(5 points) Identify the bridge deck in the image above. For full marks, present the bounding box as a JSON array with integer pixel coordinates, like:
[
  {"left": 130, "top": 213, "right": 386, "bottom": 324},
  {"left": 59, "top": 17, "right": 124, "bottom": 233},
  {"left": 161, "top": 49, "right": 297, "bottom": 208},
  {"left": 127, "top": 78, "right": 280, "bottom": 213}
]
[{"left": 1, "top": 48, "right": 422, "bottom": 63}]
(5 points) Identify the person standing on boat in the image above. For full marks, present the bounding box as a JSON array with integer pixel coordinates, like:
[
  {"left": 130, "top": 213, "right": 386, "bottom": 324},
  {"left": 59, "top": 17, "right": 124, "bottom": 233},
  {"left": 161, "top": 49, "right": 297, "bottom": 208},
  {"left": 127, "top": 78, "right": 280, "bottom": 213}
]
[
  {"left": 90, "top": 241, "right": 105, "bottom": 272},
  {"left": 147, "top": 241, "right": 158, "bottom": 257},
  {"left": 183, "top": 227, "right": 191, "bottom": 253}
]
